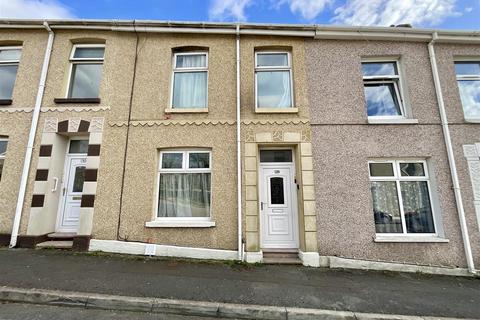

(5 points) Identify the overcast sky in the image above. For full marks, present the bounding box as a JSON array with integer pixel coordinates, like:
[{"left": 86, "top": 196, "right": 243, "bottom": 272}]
[{"left": 0, "top": 0, "right": 479, "bottom": 30}]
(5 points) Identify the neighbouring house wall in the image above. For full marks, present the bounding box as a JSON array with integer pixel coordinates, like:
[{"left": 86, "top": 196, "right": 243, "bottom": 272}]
[
  {"left": 0, "top": 29, "right": 48, "bottom": 237},
  {"left": 435, "top": 43, "right": 480, "bottom": 267},
  {"left": 306, "top": 39, "right": 467, "bottom": 268}
]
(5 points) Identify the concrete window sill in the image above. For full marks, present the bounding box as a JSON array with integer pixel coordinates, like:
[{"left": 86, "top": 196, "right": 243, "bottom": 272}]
[
  {"left": 367, "top": 118, "right": 419, "bottom": 125},
  {"left": 255, "top": 107, "right": 298, "bottom": 114},
  {"left": 145, "top": 220, "right": 216, "bottom": 228},
  {"left": 374, "top": 235, "right": 449, "bottom": 243},
  {"left": 164, "top": 108, "right": 208, "bottom": 114}
]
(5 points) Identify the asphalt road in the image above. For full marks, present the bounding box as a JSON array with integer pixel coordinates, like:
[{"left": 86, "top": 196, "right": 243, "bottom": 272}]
[
  {"left": 0, "top": 302, "right": 229, "bottom": 320},
  {"left": 0, "top": 249, "right": 479, "bottom": 318}
]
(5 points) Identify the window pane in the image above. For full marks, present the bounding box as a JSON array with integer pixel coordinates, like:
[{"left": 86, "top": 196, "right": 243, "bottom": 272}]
[
  {"left": 73, "top": 47, "right": 105, "bottom": 59},
  {"left": 401, "top": 181, "right": 435, "bottom": 233},
  {"left": 260, "top": 150, "right": 292, "bottom": 162},
  {"left": 69, "top": 140, "right": 88, "bottom": 154},
  {"left": 68, "top": 64, "right": 102, "bottom": 98},
  {"left": 0, "top": 49, "right": 21, "bottom": 61},
  {"left": 400, "top": 163, "right": 425, "bottom": 176},
  {"left": 257, "top": 53, "right": 288, "bottom": 67},
  {"left": 457, "top": 80, "right": 480, "bottom": 119},
  {"left": 176, "top": 54, "right": 206, "bottom": 68},
  {"left": 364, "top": 83, "right": 402, "bottom": 116},
  {"left": 162, "top": 153, "right": 183, "bottom": 169},
  {"left": 257, "top": 71, "right": 292, "bottom": 108},
  {"left": 362, "top": 62, "right": 397, "bottom": 76},
  {"left": 173, "top": 72, "right": 207, "bottom": 108},
  {"left": 72, "top": 166, "right": 85, "bottom": 193},
  {"left": 0, "top": 65, "right": 18, "bottom": 99},
  {"left": 455, "top": 62, "right": 480, "bottom": 76},
  {"left": 270, "top": 177, "right": 285, "bottom": 205},
  {"left": 0, "top": 140, "right": 7, "bottom": 155},
  {"left": 369, "top": 163, "right": 394, "bottom": 177},
  {"left": 0, "top": 159, "right": 3, "bottom": 181},
  {"left": 189, "top": 153, "right": 210, "bottom": 169},
  {"left": 371, "top": 181, "right": 403, "bottom": 233},
  {"left": 158, "top": 173, "right": 211, "bottom": 217}
]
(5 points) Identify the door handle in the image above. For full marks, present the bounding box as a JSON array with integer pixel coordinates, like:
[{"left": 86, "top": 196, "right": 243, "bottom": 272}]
[
  {"left": 62, "top": 187, "right": 66, "bottom": 196},
  {"left": 51, "top": 177, "right": 58, "bottom": 192}
]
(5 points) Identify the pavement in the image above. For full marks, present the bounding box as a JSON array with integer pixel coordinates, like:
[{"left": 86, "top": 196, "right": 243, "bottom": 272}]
[{"left": 0, "top": 248, "right": 479, "bottom": 319}]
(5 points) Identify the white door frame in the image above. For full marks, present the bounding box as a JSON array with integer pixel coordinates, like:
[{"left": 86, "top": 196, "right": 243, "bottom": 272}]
[
  {"left": 55, "top": 139, "right": 87, "bottom": 233},
  {"left": 258, "top": 150, "right": 299, "bottom": 249}
]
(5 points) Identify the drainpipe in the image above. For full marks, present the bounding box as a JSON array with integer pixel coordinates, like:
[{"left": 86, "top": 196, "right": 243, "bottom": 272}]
[
  {"left": 10, "top": 22, "right": 55, "bottom": 248},
  {"left": 428, "top": 32, "right": 476, "bottom": 274},
  {"left": 236, "top": 24, "right": 243, "bottom": 261}
]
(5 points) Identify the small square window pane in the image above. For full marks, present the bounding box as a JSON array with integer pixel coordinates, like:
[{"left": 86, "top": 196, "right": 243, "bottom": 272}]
[
  {"left": 0, "top": 65, "right": 18, "bottom": 99},
  {"left": 68, "top": 64, "right": 102, "bottom": 98},
  {"left": 0, "top": 49, "right": 21, "bottom": 61},
  {"left": 69, "top": 140, "right": 89, "bottom": 154},
  {"left": 260, "top": 150, "right": 292, "bottom": 162},
  {"left": 400, "top": 163, "right": 425, "bottom": 176},
  {"left": 362, "top": 62, "right": 397, "bottom": 76},
  {"left": 371, "top": 181, "right": 403, "bottom": 233},
  {"left": 364, "top": 83, "right": 402, "bottom": 116},
  {"left": 455, "top": 62, "right": 480, "bottom": 76},
  {"left": 189, "top": 153, "right": 210, "bottom": 169},
  {"left": 369, "top": 163, "right": 394, "bottom": 177},
  {"left": 257, "top": 71, "right": 292, "bottom": 108},
  {"left": 457, "top": 80, "right": 480, "bottom": 119},
  {"left": 173, "top": 72, "right": 207, "bottom": 108},
  {"left": 162, "top": 153, "right": 183, "bottom": 169},
  {"left": 176, "top": 54, "right": 206, "bottom": 68},
  {"left": 401, "top": 181, "right": 435, "bottom": 233},
  {"left": 0, "top": 141, "right": 7, "bottom": 155},
  {"left": 257, "top": 53, "right": 288, "bottom": 67},
  {"left": 73, "top": 47, "right": 105, "bottom": 59}
]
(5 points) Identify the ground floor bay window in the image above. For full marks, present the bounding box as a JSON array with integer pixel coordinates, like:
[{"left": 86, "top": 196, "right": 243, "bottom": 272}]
[
  {"left": 368, "top": 160, "right": 440, "bottom": 238},
  {"left": 148, "top": 150, "right": 213, "bottom": 228}
]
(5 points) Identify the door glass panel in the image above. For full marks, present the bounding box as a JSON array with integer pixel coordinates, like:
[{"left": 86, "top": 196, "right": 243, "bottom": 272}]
[
  {"left": 69, "top": 140, "right": 89, "bottom": 154},
  {"left": 260, "top": 150, "right": 292, "bottom": 162},
  {"left": 72, "top": 166, "right": 85, "bottom": 193},
  {"left": 270, "top": 177, "right": 285, "bottom": 205}
]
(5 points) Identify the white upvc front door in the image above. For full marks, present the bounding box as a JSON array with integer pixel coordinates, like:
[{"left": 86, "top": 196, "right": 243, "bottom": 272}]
[
  {"left": 56, "top": 156, "right": 86, "bottom": 233},
  {"left": 259, "top": 164, "right": 299, "bottom": 249}
]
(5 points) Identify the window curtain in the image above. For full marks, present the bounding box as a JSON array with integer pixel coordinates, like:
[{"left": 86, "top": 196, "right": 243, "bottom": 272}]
[
  {"left": 173, "top": 72, "right": 207, "bottom": 108},
  {"left": 176, "top": 54, "right": 206, "bottom": 68},
  {"left": 400, "top": 181, "right": 435, "bottom": 233},
  {"left": 278, "top": 71, "right": 292, "bottom": 108},
  {"left": 257, "top": 71, "right": 291, "bottom": 108},
  {"left": 158, "top": 173, "right": 211, "bottom": 217},
  {"left": 371, "top": 181, "right": 403, "bottom": 233}
]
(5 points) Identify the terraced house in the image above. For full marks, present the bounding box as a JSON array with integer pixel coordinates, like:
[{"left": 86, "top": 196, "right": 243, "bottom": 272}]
[{"left": 0, "top": 19, "right": 479, "bottom": 275}]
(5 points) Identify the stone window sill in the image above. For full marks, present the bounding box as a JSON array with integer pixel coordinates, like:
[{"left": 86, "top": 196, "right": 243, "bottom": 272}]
[
  {"left": 145, "top": 220, "right": 216, "bottom": 228},
  {"left": 165, "top": 108, "right": 208, "bottom": 114},
  {"left": 367, "top": 118, "right": 419, "bottom": 125},
  {"left": 255, "top": 107, "right": 298, "bottom": 114},
  {"left": 54, "top": 98, "right": 101, "bottom": 104},
  {"left": 374, "top": 235, "right": 449, "bottom": 243}
]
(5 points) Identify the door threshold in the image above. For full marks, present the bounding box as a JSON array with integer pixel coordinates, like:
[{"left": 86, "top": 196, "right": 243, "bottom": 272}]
[{"left": 262, "top": 248, "right": 299, "bottom": 253}]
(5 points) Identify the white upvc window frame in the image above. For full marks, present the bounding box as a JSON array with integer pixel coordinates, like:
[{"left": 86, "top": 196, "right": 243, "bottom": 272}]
[
  {"left": 362, "top": 59, "right": 408, "bottom": 121},
  {"left": 148, "top": 149, "right": 214, "bottom": 227},
  {"left": 66, "top": 44, "right": 105, "bottom": 98},
  {"left": 0, "top": 46, "right": 22, "bottom": 100},
  {"left": 254, "top": 51, "right": 295, "bottom": 111},
  {"left": 0, "top": 137, "right": 8, "bottom": 182},
  {"left": 454, "top": 59, "right": 480, "bottom": 122},
  {"left": 368, "top": 159, "right": 441, "bottom": 240},
  {"left": 169, "top": 51, "right": 209, "bottom": 111}
]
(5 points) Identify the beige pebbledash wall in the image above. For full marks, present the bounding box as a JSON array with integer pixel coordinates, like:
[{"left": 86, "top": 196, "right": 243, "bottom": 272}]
[{"left": 306, "top": 39, "right": 468, "bottom": 268}]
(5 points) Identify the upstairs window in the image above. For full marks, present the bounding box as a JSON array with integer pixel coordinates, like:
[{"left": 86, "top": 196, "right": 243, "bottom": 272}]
[
  {"left": 362, "top": 61, "right": 405, "bottom": 118},
  {"left": 369, "top": 160, "right": 436, "bottom": 235},
  {"left": 454, "top": 61, "right": 480, "bottom": 120},
  {"left": 67, "top": 44, "right": 105, "bottom": 98},
  {"left": 255, "top": 52, "right": 293, "bottom": 109},
  {"left": 0, "top": 47, "right": 21, "bottom": 100},
  {"left": 171, "top": 52, "right": 208, "bottom": 109},
  {"left": 0, "top": 139, "right": 8, "bottom": 181}
]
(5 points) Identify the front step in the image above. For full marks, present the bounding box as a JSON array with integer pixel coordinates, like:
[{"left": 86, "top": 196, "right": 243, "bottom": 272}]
[
  {"left": 262, "top": 249, "right": 302, "bottom": 264},
  {"left": 47, "top": 232, "right": 76, "bottom": 239},
  {"left": 36, "top": 240, "right": 73, "bottom": 249}
]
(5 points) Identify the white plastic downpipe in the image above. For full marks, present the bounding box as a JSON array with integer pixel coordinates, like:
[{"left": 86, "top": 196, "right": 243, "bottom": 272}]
[
  {"left": 236, "top": 24, "right": 243, "bottom": 261},
  {"left": 428, "top": 32, "right": 476, "bottom": 274},
  {"left": 9, "top": 22, "right": 54, "bottom": 248}
]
